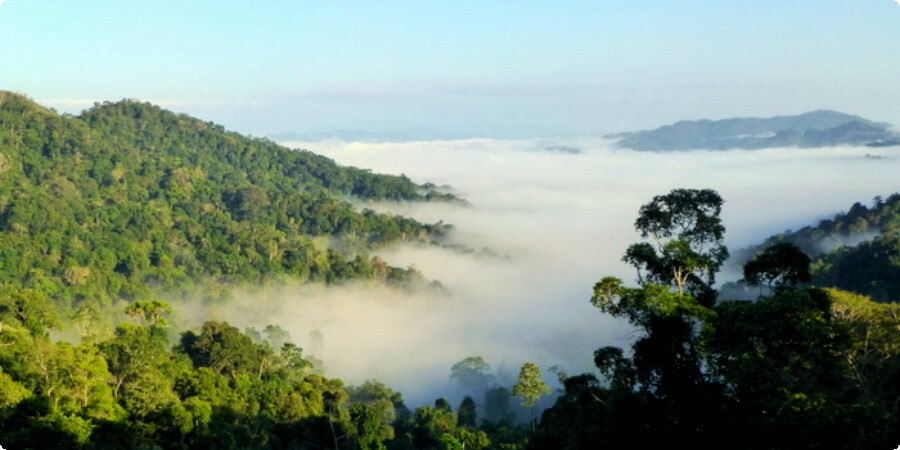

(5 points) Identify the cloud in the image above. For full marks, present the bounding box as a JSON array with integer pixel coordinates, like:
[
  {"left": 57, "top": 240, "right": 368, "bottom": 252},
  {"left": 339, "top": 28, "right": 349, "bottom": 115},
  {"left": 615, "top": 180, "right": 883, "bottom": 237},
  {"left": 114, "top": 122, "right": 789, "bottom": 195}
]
[{"left": 206, "top": 138, "right": 900, "bottom": 405}]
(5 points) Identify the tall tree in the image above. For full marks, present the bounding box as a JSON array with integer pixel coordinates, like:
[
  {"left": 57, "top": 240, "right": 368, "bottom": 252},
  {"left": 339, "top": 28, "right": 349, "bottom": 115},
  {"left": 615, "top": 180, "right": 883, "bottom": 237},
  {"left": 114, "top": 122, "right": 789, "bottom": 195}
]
[
  {"left": 623, "top": 188, "right": 728, "bottom": 301},
  {"left": 586, "top": 189, "right": 728, "bottom": 447},
  {"left": 449, "top": 356, "right": 493, "bottom": 392},
  {"left": 512, "top": 362, "right": 550, "bottom": 431},
  {"left": 456, "top": 396, "right": 478, "bottom": 429}
]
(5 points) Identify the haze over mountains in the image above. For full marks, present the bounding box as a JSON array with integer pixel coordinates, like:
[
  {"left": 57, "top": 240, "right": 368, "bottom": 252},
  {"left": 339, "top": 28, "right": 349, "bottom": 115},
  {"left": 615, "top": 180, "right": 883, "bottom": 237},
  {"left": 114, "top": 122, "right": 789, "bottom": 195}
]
[{"left": 607, "top": 110, "right": 900, "bottom": 151}]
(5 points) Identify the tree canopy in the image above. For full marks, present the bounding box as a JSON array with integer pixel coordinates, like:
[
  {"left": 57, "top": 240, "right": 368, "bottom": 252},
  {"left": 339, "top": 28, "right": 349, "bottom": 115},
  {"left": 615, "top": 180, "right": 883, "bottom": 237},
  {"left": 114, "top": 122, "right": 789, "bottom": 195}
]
[{"left": 533, "top": 189, "right": 900, "bottom": 450}]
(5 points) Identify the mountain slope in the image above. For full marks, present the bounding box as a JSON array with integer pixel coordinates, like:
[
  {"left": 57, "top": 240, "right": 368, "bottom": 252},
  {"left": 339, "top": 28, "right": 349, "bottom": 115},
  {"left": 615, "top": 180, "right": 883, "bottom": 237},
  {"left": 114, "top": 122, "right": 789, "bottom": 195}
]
[
  {"left": 608, "top": 110, "right": 899, "bottom": 151},
  {"left": 725, "top": 193, "right": 900, "bottom": 301},
  {"left": 0, "top": 92, "right": 454, "bottom": 313}
]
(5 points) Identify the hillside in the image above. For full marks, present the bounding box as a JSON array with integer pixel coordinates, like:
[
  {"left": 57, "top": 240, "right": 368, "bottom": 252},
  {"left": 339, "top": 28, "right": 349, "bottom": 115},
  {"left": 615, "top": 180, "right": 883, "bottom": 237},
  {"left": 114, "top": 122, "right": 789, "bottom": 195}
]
[
  {"left": 724, "top": 193, "right": 900, "bottom": 301},
  {"left": 608, "top": 110, "right": 899, "bottom": 151},
  {"left": 0, "top": 92, "right": 456, "bottom": 316}
]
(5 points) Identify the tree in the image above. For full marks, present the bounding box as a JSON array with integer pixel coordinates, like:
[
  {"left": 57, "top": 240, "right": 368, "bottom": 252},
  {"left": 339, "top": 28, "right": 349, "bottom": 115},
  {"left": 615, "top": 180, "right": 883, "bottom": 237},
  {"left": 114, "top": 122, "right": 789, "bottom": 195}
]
[
  {"left": 742, "top": 242, "right": 811, "bottom": 293},
  {"left": 586, "top": 189, "right": 727, "bottom": 447},
  {"left": 706, "top": 288, "right": 850, "bottom": 449},
  {"left": 456, "top": 396, "right": 477, "bottom": 429},
  {"left": 347, "top": 379, "right": 401, "bottom": 448},
  {"left": 512, "top": 362, "right": 550, "bottom": 431},
  {"left": 623, "top": 188, "right": 728, "bottom": 301},
  {"left": 411, "top": 405, "right": 458, "bottom": 450},
  {"left": 826, "top": 288, "right": 900, "bottom": 448},
  {"left": 482, "top": 386, "right": 511, "bottom": 422},
  {"left": 0, "top": 289, "right": 60, "bottom": 337},
  {"left": 124, "top": 300, "right": 173, "bottom": 327},
  {"left": 179, "top": 321, "right": 263, "bottom": 380},
  {"left": 101, "top": 322, "right": 170, "bottom": 400},
  {"left": 449, "top": 356, "right": 493, "bottom": 392}
]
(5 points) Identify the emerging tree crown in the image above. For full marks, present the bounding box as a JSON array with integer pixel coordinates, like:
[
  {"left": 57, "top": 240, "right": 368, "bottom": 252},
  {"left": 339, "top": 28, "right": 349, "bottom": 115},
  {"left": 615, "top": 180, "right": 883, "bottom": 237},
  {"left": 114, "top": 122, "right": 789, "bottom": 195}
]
[
  {"left": 742, "top": 242, "right": 811, "bottom": 292},
  {"left": 624, "top": 188, "right": 728, "bottom": 295}
]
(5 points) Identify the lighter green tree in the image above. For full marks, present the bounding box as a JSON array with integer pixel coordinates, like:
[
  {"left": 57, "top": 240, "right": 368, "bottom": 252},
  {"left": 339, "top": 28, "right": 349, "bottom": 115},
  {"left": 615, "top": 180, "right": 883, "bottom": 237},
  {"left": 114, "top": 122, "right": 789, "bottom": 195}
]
[{"left": 512, "top": 362, "right": 551, "bottom": 431}]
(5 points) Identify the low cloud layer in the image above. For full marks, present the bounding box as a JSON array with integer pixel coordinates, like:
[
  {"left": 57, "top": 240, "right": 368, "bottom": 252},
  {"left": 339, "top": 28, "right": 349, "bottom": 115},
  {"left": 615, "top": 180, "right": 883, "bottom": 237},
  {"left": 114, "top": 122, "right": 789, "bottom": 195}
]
[{"left": 207, "top": 139, "right": 899, "bottom": 405}]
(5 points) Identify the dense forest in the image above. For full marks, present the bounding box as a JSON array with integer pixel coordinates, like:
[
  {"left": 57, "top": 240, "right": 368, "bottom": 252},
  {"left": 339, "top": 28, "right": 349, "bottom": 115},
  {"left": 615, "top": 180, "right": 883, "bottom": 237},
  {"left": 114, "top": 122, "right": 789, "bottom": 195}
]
[
  {"left": 532, "top": 189, "right": 899, "bottom": 449},
  {"left": 725, "top": 193, "right": 900, "bottom": 301},
  {"left": 0, "top": 92, "right": 461, "bottom": 325},
  {"left": 1, "top": 94, "right": 898, "bottom": 449}
]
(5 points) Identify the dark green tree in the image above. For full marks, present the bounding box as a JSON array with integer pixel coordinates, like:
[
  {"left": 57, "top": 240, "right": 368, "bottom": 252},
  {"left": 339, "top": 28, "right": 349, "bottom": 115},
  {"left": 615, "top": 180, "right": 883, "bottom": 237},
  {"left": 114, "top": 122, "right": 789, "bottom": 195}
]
[
  {"left": 742, "top": 242, "right": 811, "bottom": 292},
  {"left": 449, "top": 356, "right": 493, "bottom": 393},
  {"left": 623, "top": 188, "right": 728, "bottom": 302},
  {"left": 582, "top": 189, "right": 729, "bottom": 448},
  {"left": 179, "top": 321, "right": 264, "bottom": 380},
  {"left": 456, "top": 396, "right": 477, "bottom": 429},
  {"left": 707, "top": 288, "right": 851, "bottom": 449}
]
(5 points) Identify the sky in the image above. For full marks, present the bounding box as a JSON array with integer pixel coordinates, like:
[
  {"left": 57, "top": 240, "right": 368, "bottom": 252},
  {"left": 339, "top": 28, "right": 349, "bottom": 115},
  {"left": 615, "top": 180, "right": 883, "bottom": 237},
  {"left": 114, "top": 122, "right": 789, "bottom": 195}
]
[{"left": 2, "top": 1, "right": 899, "bottom": 138}]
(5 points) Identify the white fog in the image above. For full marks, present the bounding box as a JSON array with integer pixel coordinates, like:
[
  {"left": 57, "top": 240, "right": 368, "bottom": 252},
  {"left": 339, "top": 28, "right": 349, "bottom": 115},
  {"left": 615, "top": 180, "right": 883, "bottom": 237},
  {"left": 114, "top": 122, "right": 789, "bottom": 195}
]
[{"left": 197, "top": 138, "right": 899, "bottom": 405}]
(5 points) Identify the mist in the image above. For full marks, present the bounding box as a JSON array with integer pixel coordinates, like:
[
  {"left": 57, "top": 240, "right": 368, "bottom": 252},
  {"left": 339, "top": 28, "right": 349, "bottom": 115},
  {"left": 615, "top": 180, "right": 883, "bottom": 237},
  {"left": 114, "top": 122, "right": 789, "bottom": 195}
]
[{"left": 192, "top": 138, "right": 900, "bottom": 406}]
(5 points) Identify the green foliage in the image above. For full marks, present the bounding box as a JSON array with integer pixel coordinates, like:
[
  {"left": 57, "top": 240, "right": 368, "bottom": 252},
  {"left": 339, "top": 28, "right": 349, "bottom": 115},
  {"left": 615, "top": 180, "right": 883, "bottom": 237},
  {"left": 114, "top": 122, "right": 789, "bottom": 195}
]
[
  {"left": 729, "top": 193, "right": 900, "bottom": 301},
  {"left": 513, "top": 362, "right": 550, "bottom": 433},
  {"left": 706, "top": 289, "right": 851, "bottom": 448},
  {"left": 512, "top": 363, "right": 550, "bottom": 410},
  {"left": 0, "top": 93, "right": 455, "bottom": 328},
  {"left": 347, "top": 379, "right": 404, "bottom": 450},
  {"left": 0, "top": 289, "right": 60, "bottom": 337},
  {"left": 624, "top": 188, "right": 727, "bottom": 300},
  {"left": 827, "top": 288, "right": 900, "bottom": 447},
  {"left": 124, "top": 300, "right": 173, "bottom": 327},
  {"left": 534, "top": 189, "right": 900, "bottom": 450},
  {"left": 456, "top": 396, "right": 477, "bottom": 429},
  {"left": 812, "top": 231, "right": 900, "bottom": 301},
  {"left": 180, "top": 321, "right": 265, "bottom": 380},
  {"left": 742, "top": 242, "right": 811, "bottom": 291},
  {"left": 0, "top": 367, "right": 31, "bottom": 409}
]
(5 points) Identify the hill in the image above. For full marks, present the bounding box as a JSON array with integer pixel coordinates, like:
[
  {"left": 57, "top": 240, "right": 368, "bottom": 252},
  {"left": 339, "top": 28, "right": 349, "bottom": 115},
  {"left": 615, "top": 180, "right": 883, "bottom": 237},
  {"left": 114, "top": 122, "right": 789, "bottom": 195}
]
[
  {"left": 607, "top": 110, "right": 899, "bottom": 151},
  {"left": 724, "top": 193, "right": 900, "bottom": 301},
  {"left": 0, "top": 92, "right": 457, "bottom": 317}
]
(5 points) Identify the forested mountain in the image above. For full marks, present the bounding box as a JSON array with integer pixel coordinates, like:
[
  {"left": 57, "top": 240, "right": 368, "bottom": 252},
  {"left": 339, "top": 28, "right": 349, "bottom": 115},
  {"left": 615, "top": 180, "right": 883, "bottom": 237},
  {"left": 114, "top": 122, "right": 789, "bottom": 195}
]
[
  {"left": 1, "top": 174, "right": 898, "bottom": 448},
  {"left": 607, "top": 110, "right": 899, "bottom": 151},
  {"left": 725, "top": 193, "right": 900, "bottom": 301},
  {"left": 0, "top": 91, "right": 458, "bottom": 321},
  {"left": 0, "top": 92, "right": 534, "bottom": 450}
]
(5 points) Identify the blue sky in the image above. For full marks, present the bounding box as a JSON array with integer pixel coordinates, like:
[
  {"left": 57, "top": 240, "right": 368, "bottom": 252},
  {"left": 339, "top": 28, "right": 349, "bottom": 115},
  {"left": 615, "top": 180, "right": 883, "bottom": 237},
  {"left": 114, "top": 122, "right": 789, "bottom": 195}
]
[{"left": 1, "top": 0, "right": 899, "bottom": 138}]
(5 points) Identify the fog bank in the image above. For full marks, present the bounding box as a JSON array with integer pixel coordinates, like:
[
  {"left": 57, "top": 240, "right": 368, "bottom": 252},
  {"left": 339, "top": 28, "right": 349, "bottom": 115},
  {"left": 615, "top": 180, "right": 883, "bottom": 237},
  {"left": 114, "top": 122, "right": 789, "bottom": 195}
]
[{"left": 219, "top": 138, "right": 898, "bottom": 405}]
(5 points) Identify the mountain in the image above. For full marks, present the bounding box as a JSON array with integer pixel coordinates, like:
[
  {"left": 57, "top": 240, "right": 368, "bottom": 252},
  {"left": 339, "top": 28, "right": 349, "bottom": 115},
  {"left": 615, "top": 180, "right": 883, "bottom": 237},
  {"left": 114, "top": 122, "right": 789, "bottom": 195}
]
[
  {"left": 724, "top": 193, "right": 900, "bottom": 302},
  {"left": 0, "top": 92, "right": 457, "bottom": 316},
  {"left": 607, "top": 110, "right": 900, "bottom": 151}
]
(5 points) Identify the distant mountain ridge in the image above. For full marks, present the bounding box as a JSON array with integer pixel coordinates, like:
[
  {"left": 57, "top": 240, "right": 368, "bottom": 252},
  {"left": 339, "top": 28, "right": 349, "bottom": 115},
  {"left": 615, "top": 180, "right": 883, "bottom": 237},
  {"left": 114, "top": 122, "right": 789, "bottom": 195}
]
[
  {"left": 607, "top": 110, "right": 899, "bottom": 151},
  {"left": 723, "top": 193, "right": 900, "bottom": 302}
]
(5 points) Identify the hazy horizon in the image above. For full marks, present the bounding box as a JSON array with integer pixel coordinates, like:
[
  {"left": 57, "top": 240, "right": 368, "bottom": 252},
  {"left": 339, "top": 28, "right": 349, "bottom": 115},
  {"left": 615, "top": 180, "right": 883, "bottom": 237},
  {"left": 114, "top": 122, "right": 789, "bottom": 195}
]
[{"left": 2, "top": 1, "right": 899, "bottom": 139}]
